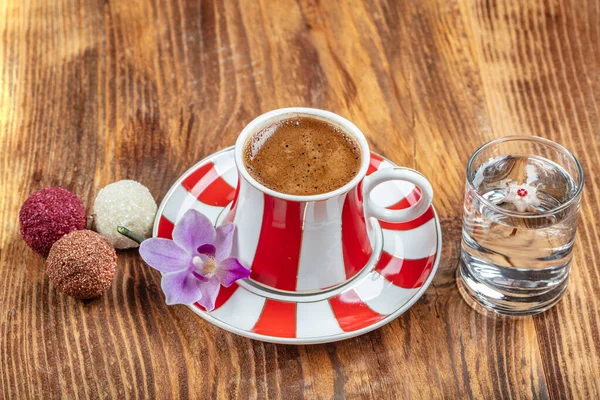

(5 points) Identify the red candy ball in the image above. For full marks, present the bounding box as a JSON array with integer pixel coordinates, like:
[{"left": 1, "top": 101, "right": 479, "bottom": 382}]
[{"left": 19, "top": 187, "right": 86, "bottom": 255}]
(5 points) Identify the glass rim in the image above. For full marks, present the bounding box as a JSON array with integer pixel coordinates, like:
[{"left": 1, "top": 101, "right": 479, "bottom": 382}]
[{"left": 466, "top": 135, "right": 584, "bottom": 219}]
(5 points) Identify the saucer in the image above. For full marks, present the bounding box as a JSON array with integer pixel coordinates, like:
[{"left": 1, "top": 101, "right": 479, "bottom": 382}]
[{"left": 153, "top": 147, "right": 441, "bottom": 344}]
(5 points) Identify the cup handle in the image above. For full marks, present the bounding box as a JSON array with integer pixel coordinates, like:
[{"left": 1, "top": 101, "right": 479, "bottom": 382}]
[{"left": 362, "top": 167, "right": 434, "bottom": 223}]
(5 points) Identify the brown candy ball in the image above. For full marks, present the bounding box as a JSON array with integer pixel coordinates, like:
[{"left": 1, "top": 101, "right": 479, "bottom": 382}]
[{"left": 46, "top": 230, "right": 117, "bottom": 299}]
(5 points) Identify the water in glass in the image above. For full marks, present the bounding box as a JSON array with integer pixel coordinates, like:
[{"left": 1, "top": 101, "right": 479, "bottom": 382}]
[{"left": 459, "top": 153, "right": 581, "bottom": 315}]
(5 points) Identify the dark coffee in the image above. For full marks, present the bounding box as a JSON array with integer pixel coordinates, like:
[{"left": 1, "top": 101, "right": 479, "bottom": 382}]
[{"left": 243, "top": 117, "right": 362, "bottom": 196}]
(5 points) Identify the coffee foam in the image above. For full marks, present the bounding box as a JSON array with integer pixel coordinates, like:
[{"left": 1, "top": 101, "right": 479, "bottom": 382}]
[{"left": 243, "top": 117, "right": 361, "bottom": 196}]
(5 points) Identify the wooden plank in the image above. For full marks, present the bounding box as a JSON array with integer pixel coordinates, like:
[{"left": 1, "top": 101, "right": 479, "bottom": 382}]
[
  {"left": 0, "top": 0, "right": 598, "bottom": 398},
  {"left": 463, "top": 0, "right": 600, "bottom": 398}
]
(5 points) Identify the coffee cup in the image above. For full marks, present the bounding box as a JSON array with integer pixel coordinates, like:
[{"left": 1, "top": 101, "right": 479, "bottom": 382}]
[{"left": 225, "top": 108, "right": 433, "bottom": 294}]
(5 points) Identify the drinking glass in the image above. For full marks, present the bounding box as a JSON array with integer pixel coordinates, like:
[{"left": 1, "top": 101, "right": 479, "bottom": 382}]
[{"left": 457, "top": 136, "right": 584, "bottom": 316}]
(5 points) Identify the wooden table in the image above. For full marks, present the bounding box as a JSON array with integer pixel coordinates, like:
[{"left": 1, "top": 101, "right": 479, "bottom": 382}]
[{"left": 1, "top": 0, "right": 599, "bottom": 398}]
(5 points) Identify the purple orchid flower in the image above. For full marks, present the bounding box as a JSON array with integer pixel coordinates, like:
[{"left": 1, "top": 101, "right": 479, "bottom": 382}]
[{"left": 139, "top": 209, "right": 250, "bottom": 311}]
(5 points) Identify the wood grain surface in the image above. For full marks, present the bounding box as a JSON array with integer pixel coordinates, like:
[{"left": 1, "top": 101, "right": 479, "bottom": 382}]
[{"left": 1, "top": 0, "right": 599, "bottom": 398}]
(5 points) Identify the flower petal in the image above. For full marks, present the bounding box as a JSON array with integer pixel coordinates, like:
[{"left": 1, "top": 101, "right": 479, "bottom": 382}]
[
  {"left": 197, "top": 244, "right": 216, "bottom": 257},
  {"left": 139, "top": 239, "right": 191, "bottom": 273},
  {"left": 514, "top": 200, "right": 528, "bottom": 212},
  {"left": 172, "top": 209, "right": 216, "bottom": 254},
  {"left": 195, "top": 278, "right": 221, "bottom": 311},
  {"left": 214, "top": 257, "right": 251, "bottom": 287},
  {"left": 214, "top": 223, "right": 235, "bottom": 261},
  {"left": 503, "top": 192, "right": 516, "bottom": 202},
  {"left": 192, "top": 271, "right": 209, "bottom": 282},
  {"left": 161, "top": 269, "right": 204, "bottom": 305}
]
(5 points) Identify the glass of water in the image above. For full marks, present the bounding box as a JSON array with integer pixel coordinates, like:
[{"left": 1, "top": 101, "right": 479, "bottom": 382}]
[{"left": 457, "top": 136, "right": 584, "bottom": 316}]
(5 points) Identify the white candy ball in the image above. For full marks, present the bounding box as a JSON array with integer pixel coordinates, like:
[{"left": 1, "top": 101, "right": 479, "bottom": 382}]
[{"left": 93, "top": 180, "right": 157, "bottom": 249}]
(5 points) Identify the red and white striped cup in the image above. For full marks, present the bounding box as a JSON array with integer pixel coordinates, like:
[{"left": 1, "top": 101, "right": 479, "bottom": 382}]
[{"left": 226, "top": 108, "right": 433, "bottom": 294}]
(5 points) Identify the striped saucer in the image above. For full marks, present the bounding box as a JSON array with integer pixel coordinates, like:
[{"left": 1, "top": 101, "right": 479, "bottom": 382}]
[{"left": 153, "top": 147, "right": 441, "bottom": 344}]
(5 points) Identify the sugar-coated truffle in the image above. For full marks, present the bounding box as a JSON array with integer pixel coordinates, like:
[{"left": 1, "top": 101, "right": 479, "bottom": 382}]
[
  {"left": 46, "top": 230, "right": 117, "bottom": 299},
  {"left": 19, "top": 187, "right": 87, "bottom": 255},
  {"left": 93, "top": 180, "right": 157, "bottom": 249}
]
